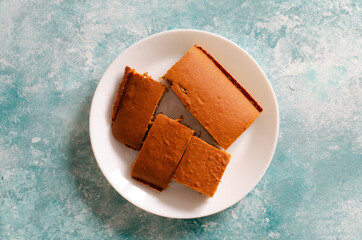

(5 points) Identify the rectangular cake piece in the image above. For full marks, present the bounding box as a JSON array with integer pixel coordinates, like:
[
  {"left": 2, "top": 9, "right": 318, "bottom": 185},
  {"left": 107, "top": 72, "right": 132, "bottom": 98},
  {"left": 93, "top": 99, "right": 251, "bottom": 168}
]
[
  {"left": 131, "top": 114, "right": 194, "bottom": 191},
  {"left": 163, "top": 45, "right": 263, "bottom": 149},
  {"left": 111, "top": 66, "right": 166, "bottom": 150},
  {"left": 172, "top": 136, "right": 231, "bottom": 197}
]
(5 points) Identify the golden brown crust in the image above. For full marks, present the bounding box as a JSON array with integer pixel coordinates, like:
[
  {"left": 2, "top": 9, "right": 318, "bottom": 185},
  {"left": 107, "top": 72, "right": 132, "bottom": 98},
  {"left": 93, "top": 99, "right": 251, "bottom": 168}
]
[
  {"left": 163, "top": 45, "right": 263, "bottom": 149},
  {"left": 111, "top": 66, "right": 132, "bottom": 121},
  {"left": 111, "top": 67, "right": 166, "bottom": 150},
  {"left": 195, "top": 45, "right": 263, "bottom": 112},
  {"left": 172, "top": 136, "right": 231, "bottom": 197},
  {"left": 131, "top": 114, "right": 194, "bottom": 191}
]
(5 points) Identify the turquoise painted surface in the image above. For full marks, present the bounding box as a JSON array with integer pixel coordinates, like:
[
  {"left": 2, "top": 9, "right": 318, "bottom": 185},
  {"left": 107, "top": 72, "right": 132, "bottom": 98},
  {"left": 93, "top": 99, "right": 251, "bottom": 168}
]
[{"left": 1, "top": 0, "right": 361, "bottom": 239}]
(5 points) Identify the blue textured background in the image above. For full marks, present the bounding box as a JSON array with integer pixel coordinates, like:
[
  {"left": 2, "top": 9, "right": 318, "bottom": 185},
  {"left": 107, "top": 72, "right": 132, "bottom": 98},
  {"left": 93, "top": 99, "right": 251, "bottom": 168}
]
[{"left": 1, "top": 0, "right": 361, "bottom": 239}]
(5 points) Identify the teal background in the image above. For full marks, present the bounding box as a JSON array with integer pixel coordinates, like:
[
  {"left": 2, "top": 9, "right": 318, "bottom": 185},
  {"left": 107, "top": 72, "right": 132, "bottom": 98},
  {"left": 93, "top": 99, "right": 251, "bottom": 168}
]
[{"left": 1, "top": 0, "right": 361, "bottom": 239}]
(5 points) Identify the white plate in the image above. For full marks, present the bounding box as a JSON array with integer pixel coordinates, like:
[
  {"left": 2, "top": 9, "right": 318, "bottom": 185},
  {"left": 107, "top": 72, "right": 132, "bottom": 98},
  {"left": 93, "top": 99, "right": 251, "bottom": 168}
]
[{"left": 89, "top": 29, "right": 279, "bottom": 219}]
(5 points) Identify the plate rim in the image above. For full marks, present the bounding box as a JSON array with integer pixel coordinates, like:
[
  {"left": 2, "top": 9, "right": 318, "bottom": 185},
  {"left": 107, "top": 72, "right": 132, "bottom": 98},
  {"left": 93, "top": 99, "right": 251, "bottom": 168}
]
[{"left": 89, "top": 29, "right": 279, "bottom": 219}]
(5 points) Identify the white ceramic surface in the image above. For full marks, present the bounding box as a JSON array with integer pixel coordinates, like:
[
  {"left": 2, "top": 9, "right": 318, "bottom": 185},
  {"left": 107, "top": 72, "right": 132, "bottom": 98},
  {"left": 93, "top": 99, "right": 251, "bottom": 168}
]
[{"left": 89, "top": 29, "right": 279, "bottom": 219}]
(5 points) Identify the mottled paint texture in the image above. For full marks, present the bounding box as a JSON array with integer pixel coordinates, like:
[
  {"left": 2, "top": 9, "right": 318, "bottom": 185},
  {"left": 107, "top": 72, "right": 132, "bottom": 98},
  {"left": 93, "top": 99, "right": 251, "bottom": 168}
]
[{"left": 0, "top": 0, "right": 361, "bottom": 239}]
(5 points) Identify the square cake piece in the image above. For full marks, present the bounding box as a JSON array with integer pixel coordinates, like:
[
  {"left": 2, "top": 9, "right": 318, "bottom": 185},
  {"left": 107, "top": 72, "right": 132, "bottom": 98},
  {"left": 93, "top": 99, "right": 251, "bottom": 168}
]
[
  {"left": 172, "top": 136, "right": 231, "bottom": 197},
  {"left": 111, "top": 66, "right": 166, "bottom": 150},
  {"left": 131, "top": 114, "right": 194, "bottom": 191},
  {"left": 163, "top": 45, "right": 263, "bottom": 149}
]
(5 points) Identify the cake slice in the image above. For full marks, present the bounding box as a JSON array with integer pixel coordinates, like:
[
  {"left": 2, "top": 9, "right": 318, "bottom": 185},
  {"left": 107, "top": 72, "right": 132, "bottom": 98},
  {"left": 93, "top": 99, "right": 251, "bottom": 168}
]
[
  {"left": 131, "top": 114, "right": 194, "bottom": 191},
  {"left": 111, "top": 66, "right": 166, "bottom": 150},
  {"left": 163, "top": 45, "right": 263, "bottom": 149},
  {"left": 172, "top": 136, "right": 231, "bottom": 197}
]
